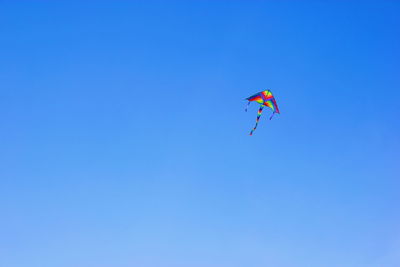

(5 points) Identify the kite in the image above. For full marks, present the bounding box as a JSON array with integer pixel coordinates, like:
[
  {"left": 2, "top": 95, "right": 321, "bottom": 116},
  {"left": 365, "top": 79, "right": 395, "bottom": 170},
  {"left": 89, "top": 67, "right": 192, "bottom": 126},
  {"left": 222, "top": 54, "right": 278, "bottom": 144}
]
[{"left": 245, "top": 89, "right": 280, "bottom": 135}]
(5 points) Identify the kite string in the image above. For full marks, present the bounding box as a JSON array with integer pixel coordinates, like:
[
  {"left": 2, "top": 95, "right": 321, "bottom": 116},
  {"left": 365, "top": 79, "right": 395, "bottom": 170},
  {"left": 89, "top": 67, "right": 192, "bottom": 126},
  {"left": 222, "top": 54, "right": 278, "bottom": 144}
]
[
  {"left": 249, "top": 105, "right": 264, "bottom": 135},
  {"left": 245, "top": 101, "right": 250, "bottom": 112}
]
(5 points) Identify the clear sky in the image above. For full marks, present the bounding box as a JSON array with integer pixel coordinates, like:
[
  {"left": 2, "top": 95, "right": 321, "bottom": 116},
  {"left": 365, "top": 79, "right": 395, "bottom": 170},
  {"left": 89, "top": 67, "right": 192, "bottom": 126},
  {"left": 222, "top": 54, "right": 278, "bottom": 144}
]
[{"left": 1, "top": 1, "right": 399, "bottom": 267}]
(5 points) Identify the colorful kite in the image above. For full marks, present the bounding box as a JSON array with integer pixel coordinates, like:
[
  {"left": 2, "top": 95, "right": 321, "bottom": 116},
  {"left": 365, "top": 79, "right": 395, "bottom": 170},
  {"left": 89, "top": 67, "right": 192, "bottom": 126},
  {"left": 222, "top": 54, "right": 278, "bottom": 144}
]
[{"left": 245, "top": 89, "right": 280, "bottom": 135}]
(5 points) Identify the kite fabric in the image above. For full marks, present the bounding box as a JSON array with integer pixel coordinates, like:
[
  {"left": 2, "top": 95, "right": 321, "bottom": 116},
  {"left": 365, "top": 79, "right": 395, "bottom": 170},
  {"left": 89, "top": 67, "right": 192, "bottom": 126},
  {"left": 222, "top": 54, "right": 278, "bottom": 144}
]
[{"left": 245, "top": 89, "right": 280, "bottom": 135}]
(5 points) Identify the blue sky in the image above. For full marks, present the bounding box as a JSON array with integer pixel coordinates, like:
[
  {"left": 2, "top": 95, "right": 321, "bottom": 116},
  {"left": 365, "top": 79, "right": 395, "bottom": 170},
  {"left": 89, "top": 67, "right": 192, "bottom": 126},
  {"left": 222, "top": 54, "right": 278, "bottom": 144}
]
[{"left": 0, "top": 1, "right": 399, "bottom": 266}]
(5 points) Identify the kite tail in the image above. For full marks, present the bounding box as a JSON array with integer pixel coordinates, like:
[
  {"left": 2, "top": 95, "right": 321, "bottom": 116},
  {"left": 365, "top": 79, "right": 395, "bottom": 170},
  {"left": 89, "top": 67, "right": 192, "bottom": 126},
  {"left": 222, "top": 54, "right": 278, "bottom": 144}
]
[
  {"left": 245, "top": 101, "right": 250, "bottom": 112},
  {"left": 269, "top": 112, "right": 275, "bottom": 120},
  {"left": 249, "top": 105, "right": 264, "bottom": 135}
]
